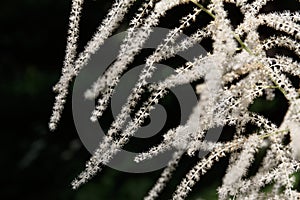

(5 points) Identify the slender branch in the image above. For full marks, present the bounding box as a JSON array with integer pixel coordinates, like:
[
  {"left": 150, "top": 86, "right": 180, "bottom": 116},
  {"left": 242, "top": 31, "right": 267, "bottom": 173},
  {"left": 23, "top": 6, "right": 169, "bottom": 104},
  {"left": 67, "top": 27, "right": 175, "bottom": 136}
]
[
  {"left": 190, "top": 0, "right": 253, "bottom": 54},
  {"left": 190, "top": 0, "right": 215, "bottom": 18},
  {"left": 259, "top": 129, "right": 289, "bottom": 139}
]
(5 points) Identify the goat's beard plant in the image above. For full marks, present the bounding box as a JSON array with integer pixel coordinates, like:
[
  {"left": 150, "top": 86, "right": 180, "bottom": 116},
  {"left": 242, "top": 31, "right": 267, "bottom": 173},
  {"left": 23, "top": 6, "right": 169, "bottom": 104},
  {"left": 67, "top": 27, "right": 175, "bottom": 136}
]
[{"left": 50, "top": 0, "right": 300, "bottom": 199}]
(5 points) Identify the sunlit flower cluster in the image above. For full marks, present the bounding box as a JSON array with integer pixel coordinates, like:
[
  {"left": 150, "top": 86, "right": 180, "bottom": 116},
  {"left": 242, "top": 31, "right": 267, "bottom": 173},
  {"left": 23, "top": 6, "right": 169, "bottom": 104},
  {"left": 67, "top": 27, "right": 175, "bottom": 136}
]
[{"left": 50, "top": 0, "right": 300, "bottom": 199}]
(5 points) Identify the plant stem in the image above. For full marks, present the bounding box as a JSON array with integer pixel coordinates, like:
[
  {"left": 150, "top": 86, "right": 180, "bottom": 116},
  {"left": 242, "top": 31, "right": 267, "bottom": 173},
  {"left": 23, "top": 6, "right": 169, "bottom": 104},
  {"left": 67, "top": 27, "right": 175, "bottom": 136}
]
[
  {"left": 259, "top": 129, "right": 289, "bottom": 139},
  {"left": 190, "top": 0, "right": 253, "bottom": 54},
  {"left": 190, "top": 0, "right": 215, "bottom": 18}
]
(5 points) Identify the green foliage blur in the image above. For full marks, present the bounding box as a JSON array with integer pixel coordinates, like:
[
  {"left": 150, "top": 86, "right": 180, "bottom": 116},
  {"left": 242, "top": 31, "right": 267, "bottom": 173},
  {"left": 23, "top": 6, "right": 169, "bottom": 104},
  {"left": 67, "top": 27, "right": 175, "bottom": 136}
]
[{"left": 1, "top": 0, "right": 299, "bottom": 200}]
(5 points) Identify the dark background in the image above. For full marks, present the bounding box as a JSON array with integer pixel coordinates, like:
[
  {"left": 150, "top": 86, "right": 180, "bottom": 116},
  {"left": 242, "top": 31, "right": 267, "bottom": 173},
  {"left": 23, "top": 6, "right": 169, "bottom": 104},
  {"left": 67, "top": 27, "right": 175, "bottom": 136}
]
[{"left": 1, "top": 0, "right": 299, "bottom": 200}]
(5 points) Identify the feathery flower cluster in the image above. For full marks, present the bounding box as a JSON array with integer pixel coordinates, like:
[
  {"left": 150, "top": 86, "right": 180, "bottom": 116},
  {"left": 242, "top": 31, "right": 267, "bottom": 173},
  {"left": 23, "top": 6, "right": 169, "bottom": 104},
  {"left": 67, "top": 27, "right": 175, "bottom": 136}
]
[{"left": 50, "top": 0, "right": 300, "bottom": 199}]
